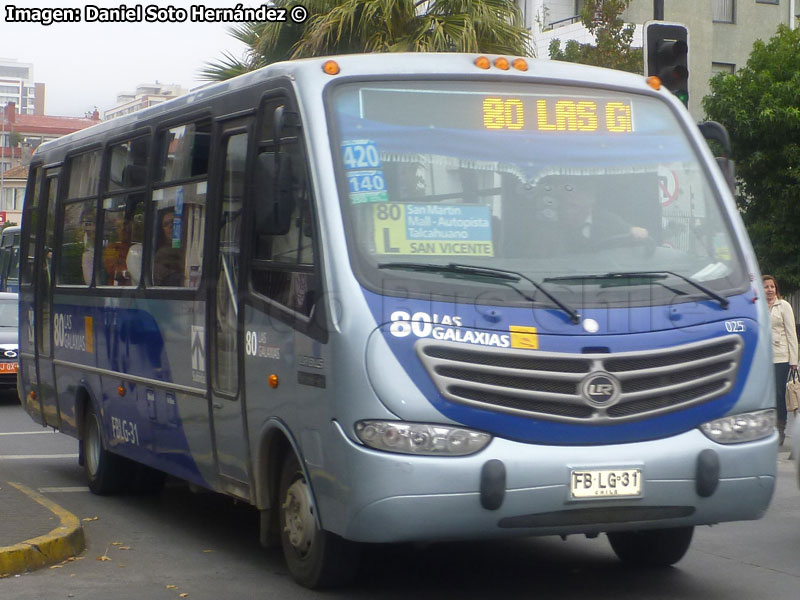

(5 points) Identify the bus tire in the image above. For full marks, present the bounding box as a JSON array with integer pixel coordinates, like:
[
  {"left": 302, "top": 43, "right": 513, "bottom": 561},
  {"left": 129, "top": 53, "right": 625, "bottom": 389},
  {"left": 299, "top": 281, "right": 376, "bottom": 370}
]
[
  {"left": 82, "top": 404, "right": 126, "bottom": 495},
  {"left": 278, "top": 453, "right": 360, "bottom": 588},
  {"left": 607, "top": 526, "right": 694, "bottom": 566}
]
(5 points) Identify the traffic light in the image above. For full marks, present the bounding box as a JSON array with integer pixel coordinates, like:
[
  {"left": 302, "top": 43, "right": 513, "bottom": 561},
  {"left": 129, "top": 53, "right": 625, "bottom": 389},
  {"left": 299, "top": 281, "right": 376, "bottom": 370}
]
[{"left": 644, "top": 22, "right": 689, "bottom": 106}]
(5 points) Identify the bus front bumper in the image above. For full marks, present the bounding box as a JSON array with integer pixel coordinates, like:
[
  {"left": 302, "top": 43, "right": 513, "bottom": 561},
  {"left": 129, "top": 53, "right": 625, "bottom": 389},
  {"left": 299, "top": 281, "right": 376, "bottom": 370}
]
[{"left": 321, "top": 423, "right": 777, "bottom": 543}]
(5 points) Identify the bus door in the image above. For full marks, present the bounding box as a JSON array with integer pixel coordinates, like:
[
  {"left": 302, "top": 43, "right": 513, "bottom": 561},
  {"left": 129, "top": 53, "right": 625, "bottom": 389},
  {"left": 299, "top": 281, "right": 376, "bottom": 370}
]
[
  {"left": 209, "top": 118, "right": 252, "bottom": 495},
  {"left": 34, "top": 169, "right": 60, "bottom": 427}
]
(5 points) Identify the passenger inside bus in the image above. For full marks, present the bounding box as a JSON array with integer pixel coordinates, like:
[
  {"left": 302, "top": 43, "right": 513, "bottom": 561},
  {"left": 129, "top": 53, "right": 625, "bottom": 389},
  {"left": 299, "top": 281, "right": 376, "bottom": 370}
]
[
  {"left": 81, "top": 208, "right": 95, "bottom": 285},
  {"left": 153, "top": 208, "right": 184, "bottom": 286},
  {"left": 103, "top": 217, "right": 133, "bottom": 286}
]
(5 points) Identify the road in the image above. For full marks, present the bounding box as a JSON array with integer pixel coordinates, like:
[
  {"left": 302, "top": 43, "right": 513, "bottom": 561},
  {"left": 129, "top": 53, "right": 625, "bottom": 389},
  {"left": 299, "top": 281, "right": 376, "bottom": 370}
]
[{"left": 2, "top": 388, "right": 799, "bottom": 600}]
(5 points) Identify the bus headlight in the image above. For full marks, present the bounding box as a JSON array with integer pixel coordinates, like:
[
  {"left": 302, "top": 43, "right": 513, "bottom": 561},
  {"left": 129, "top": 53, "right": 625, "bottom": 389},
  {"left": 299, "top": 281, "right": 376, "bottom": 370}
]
[
  {"left": 355, "top": 421, "right": 491, "bottom": 456},
  {"left": 699, "top": 409, "right": 776, "bottom": 444}
]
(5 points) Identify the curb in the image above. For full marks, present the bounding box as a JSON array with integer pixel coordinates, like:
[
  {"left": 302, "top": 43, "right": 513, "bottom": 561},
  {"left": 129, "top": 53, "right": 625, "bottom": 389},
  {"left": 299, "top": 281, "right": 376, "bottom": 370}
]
[{"left": 0, "top": 482, "right": 86, "bottom": 577}]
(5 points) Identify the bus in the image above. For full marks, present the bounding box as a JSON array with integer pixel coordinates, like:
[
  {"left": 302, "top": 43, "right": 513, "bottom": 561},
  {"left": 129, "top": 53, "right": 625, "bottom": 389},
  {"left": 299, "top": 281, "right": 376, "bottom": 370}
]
[
  {"left": 19, "top": 53, "right": 776, "bottom": 588},
  {"left": 0, "top": 224, "right": 21, "bottom": 292}
]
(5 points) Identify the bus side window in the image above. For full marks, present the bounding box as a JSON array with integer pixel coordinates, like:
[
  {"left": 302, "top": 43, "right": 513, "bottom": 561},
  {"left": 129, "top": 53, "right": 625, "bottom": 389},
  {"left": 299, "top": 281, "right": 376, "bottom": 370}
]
[
  {"left": 56, "top": 150, "right": 101, "bottom": 287},
  {"left": 150, "top": 121, "right": 210, "bottom": 288},
  {"left": 59, "top": 200, "right": 97, "bottom": 286},
  {"left": 252, "top": 102, "right": 318, "bottom": 319},
  {"left": 96, "top": 137, "right": 150, "bottom": 287},
  {"left": 20, "top": 166, "right": 41, "bottom": 287}
]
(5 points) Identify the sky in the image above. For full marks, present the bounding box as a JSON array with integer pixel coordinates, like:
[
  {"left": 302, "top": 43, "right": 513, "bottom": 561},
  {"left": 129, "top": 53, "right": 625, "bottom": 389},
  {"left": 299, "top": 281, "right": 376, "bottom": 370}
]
[{"left": 2, "top": 0, "right": 255, "bottom": 117}]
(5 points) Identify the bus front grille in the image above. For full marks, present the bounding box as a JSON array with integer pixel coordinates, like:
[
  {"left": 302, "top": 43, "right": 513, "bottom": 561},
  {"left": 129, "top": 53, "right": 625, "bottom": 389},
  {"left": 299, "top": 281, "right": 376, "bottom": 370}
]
[{"left": 416, "top": 335, "right": 743, "bottom": 423}]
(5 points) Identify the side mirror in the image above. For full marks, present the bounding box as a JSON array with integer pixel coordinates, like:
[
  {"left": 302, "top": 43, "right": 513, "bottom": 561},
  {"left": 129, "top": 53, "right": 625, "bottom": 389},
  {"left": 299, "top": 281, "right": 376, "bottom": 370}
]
[
  {"left": 698, "top": 121, "right": 736, "bottom": 193},
  {"left": 254, "top": 152, "right": 294, "bottom": 236},
  {"left": 273, "top": 105, "right": 301, "bottom": 142},
  {"left": 715, "top": 157, "right": 735, "bottom": 195}
]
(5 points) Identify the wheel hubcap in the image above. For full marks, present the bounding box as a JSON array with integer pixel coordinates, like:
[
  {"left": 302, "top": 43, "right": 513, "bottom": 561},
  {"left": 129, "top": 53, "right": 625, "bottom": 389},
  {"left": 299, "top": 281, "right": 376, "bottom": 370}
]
[{"left": 284, "top": 479, "right": 315, "bottom": 556}]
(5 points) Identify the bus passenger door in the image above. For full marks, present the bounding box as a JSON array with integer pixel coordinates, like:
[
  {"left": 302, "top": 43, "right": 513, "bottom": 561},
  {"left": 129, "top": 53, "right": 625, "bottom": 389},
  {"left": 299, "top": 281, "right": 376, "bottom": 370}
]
[
  {"left": 35, "top": 170, "right": 60, "bottom": 428},
  {"left": 209, "top": 121, "right": 251, "bottom": 496}
]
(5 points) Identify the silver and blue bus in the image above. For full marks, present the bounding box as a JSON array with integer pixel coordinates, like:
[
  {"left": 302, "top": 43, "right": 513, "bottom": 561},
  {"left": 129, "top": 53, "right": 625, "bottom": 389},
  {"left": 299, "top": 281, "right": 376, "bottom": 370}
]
[{"left": 19, "top": 53, "right": 776, "bottom": 588}]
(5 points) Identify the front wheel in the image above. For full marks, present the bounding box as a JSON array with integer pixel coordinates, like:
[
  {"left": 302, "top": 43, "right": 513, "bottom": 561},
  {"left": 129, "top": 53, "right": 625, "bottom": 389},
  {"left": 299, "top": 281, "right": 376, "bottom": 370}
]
[
  {"left": 607, "top": 526, "right": 694, "bottom": 566},
  {"left": 278, "top": 452, "right": 361, "bottom": 588}
]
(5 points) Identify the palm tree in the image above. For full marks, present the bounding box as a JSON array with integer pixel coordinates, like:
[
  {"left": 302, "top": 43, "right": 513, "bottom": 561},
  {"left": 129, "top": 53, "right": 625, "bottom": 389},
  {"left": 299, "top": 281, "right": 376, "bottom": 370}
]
[{"left": 201, "top": 0, "right": 532, "bottom": 81}]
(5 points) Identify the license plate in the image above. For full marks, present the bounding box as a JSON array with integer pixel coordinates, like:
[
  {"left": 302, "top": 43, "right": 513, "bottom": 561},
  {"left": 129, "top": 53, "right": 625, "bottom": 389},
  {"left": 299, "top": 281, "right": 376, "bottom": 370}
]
[
  {"left": 570, "top": 468, "right": 642, "bottom": 499},
  {"left": 0, "top": 362, "right": 18, "bottom": 373}
]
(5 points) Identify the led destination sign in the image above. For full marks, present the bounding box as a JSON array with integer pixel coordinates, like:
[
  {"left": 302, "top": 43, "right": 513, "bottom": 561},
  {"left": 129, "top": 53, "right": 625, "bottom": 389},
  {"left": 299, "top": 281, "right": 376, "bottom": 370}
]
[
  {"left": 360, "top": 88, "right": 634, "bottom": 134},
  {"left": 482, "top": 97, "right": 633, "bottom": 133}
]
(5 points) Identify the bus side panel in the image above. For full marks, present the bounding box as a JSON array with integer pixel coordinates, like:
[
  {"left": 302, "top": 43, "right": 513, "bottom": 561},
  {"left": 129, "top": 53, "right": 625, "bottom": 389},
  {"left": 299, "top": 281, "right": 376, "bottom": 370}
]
[
  {"left": 50, "top": 295, "right": 216, "bottom": 489},
  {"left": 242, "top": 304, "right": 299, "bottom": 469},
  {"left": 144, "top": 297, "right": 215, "bottom": 487}
]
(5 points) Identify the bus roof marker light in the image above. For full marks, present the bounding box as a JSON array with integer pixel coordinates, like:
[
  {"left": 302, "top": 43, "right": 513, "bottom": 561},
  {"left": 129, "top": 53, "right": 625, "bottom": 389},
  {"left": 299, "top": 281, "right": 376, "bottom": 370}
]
[
  {"left": 512, "top": 58, "right": 528, "bottom": 71},
  {"left": 322, "top": 60, "right": 340, "bottom": 75},
  {"left": 647, "top": 75, "right": 662, "bottom": 90},
  {"left": 494, "top": 57, "right": 510, "bottom": 71},
  {"left": 474, "top": 56, "right": 491, "bottom": 70},
  {"left": 268, "top": 374, "right": 279, "bottom": 388}
]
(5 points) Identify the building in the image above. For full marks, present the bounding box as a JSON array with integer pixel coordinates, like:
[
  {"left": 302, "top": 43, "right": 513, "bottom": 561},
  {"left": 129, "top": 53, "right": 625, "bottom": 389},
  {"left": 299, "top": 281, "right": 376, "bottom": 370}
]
[
  {"left": 0, "top": 58, "right": 44, "bottom": 116},
  {"left": 0, "top": 103, "right": 100, "bottom": 216},
  {"left": 0, "top": 164, "right": 27, "bottom": 225},
  {"left": 1, "top": 101, "right": 100, "bottom": 171},
  {"left": 104, "top": 82, "right": 187, "bottom": 121},
  {"left": 519, "top": 0, "right": 799, "bottom": 119}
]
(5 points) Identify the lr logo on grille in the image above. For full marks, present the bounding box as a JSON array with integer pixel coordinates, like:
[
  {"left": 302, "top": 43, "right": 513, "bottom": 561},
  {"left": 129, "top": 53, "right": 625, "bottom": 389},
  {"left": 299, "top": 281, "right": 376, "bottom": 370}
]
[
  {"left": 589, "top": 383, "right": 614, "bottom": 395},
  {"left": 582, "top": 373, "right": 620, "bottom": 406}
]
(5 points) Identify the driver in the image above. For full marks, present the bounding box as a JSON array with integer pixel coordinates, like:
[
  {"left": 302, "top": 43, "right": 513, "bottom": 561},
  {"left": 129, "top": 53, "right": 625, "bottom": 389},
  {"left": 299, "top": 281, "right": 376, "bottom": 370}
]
[{"left": 556, "top": 183, "right": 648, "bottom": 250}]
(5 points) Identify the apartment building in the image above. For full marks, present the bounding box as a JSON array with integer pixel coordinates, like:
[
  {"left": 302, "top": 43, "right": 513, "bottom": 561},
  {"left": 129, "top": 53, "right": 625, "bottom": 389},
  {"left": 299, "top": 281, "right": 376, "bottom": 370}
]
[
  {"left": 519, "top": 0, "right": 798, "bottom": 119},
  {"left": 104, "top": 82, "right": 187, "bottom": 121},
  {"left": 0, "top": 58, "right": 44, "bottom": 117}
]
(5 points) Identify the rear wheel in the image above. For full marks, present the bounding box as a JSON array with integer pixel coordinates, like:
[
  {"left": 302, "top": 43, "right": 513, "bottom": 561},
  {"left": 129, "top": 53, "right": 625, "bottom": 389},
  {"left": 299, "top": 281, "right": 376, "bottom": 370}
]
[
  {"left": 83, "top": 405, "right": 128, "bottom": 495},
  {"left": 608, "top": 526, "right": 694, "bottom": 566},
  {"left": 278, "top": 453, "right": 360, "bottom": 588}
]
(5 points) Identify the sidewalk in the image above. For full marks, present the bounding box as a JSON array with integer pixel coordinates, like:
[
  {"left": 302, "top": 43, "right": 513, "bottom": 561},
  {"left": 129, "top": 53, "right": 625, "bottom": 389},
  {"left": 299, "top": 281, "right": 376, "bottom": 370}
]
[{"left": 0, "top": 482, "right": 85, "bottom": 577}]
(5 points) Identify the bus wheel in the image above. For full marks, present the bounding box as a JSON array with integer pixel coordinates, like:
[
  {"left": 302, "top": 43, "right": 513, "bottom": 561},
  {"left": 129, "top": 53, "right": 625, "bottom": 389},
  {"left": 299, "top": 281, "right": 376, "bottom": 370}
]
[
  {"left": 82, "top": 405, "right": 125, "bottom": 495},
  {"left": 607, "top": 526, "right": 694, "bottom": 566},
  {"left": 278, "top": 453, "right": 360, "bottom": 588}
]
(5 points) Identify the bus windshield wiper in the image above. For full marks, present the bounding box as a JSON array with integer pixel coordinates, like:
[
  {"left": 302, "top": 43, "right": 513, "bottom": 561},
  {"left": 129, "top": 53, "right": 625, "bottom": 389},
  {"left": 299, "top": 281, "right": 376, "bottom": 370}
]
[
  {"left": 378, "top": 262, "right": 581, "bottom": 324},
  {"left": 545, "top": 271, "right": 729, "bottom": 309}
]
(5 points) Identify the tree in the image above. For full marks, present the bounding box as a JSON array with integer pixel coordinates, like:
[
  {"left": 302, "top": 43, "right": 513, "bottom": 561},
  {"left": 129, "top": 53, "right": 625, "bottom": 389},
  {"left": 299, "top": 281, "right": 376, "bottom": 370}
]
[
  {"left": 703, "top": 24, "right": 800, "bottom": 291},
  {"left": 201, "top": 0, "right": 532, "bottom": 81},
  {"left": 547, "top": 0, "right": 641, "bottom": 73}
]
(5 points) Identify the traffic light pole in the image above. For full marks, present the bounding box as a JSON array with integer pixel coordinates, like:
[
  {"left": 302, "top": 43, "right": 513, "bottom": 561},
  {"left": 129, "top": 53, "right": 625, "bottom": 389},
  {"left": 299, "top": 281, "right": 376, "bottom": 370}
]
[{"left": 654, "top": 0, "right": 664, "bottom": 21}]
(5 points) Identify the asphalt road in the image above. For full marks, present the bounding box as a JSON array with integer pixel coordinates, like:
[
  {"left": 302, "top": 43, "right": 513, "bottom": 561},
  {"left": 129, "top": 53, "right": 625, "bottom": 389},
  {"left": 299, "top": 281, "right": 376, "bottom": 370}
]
[{"left": 2, "top": 388, "right": 799, "bottom": 600}]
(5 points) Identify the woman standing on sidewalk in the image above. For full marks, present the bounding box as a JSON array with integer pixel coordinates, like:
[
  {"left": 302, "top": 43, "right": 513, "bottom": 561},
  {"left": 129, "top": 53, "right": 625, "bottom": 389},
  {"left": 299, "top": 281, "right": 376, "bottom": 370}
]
[{"left": 763, "top": 274, "right": 798, "bottom": 445}]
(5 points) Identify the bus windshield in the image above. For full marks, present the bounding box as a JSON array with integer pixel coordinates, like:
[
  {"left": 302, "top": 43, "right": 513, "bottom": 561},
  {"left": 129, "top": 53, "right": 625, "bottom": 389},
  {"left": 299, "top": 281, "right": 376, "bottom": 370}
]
[{"left": 328, "top": 81, "right": 747, "bottom": 307}]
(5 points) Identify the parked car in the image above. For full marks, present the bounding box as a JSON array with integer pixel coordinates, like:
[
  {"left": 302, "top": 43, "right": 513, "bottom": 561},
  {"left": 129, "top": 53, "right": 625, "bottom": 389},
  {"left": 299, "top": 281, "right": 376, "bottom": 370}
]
[{"left": 0, "top": 292, "right": 19, "bottom": 388}]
